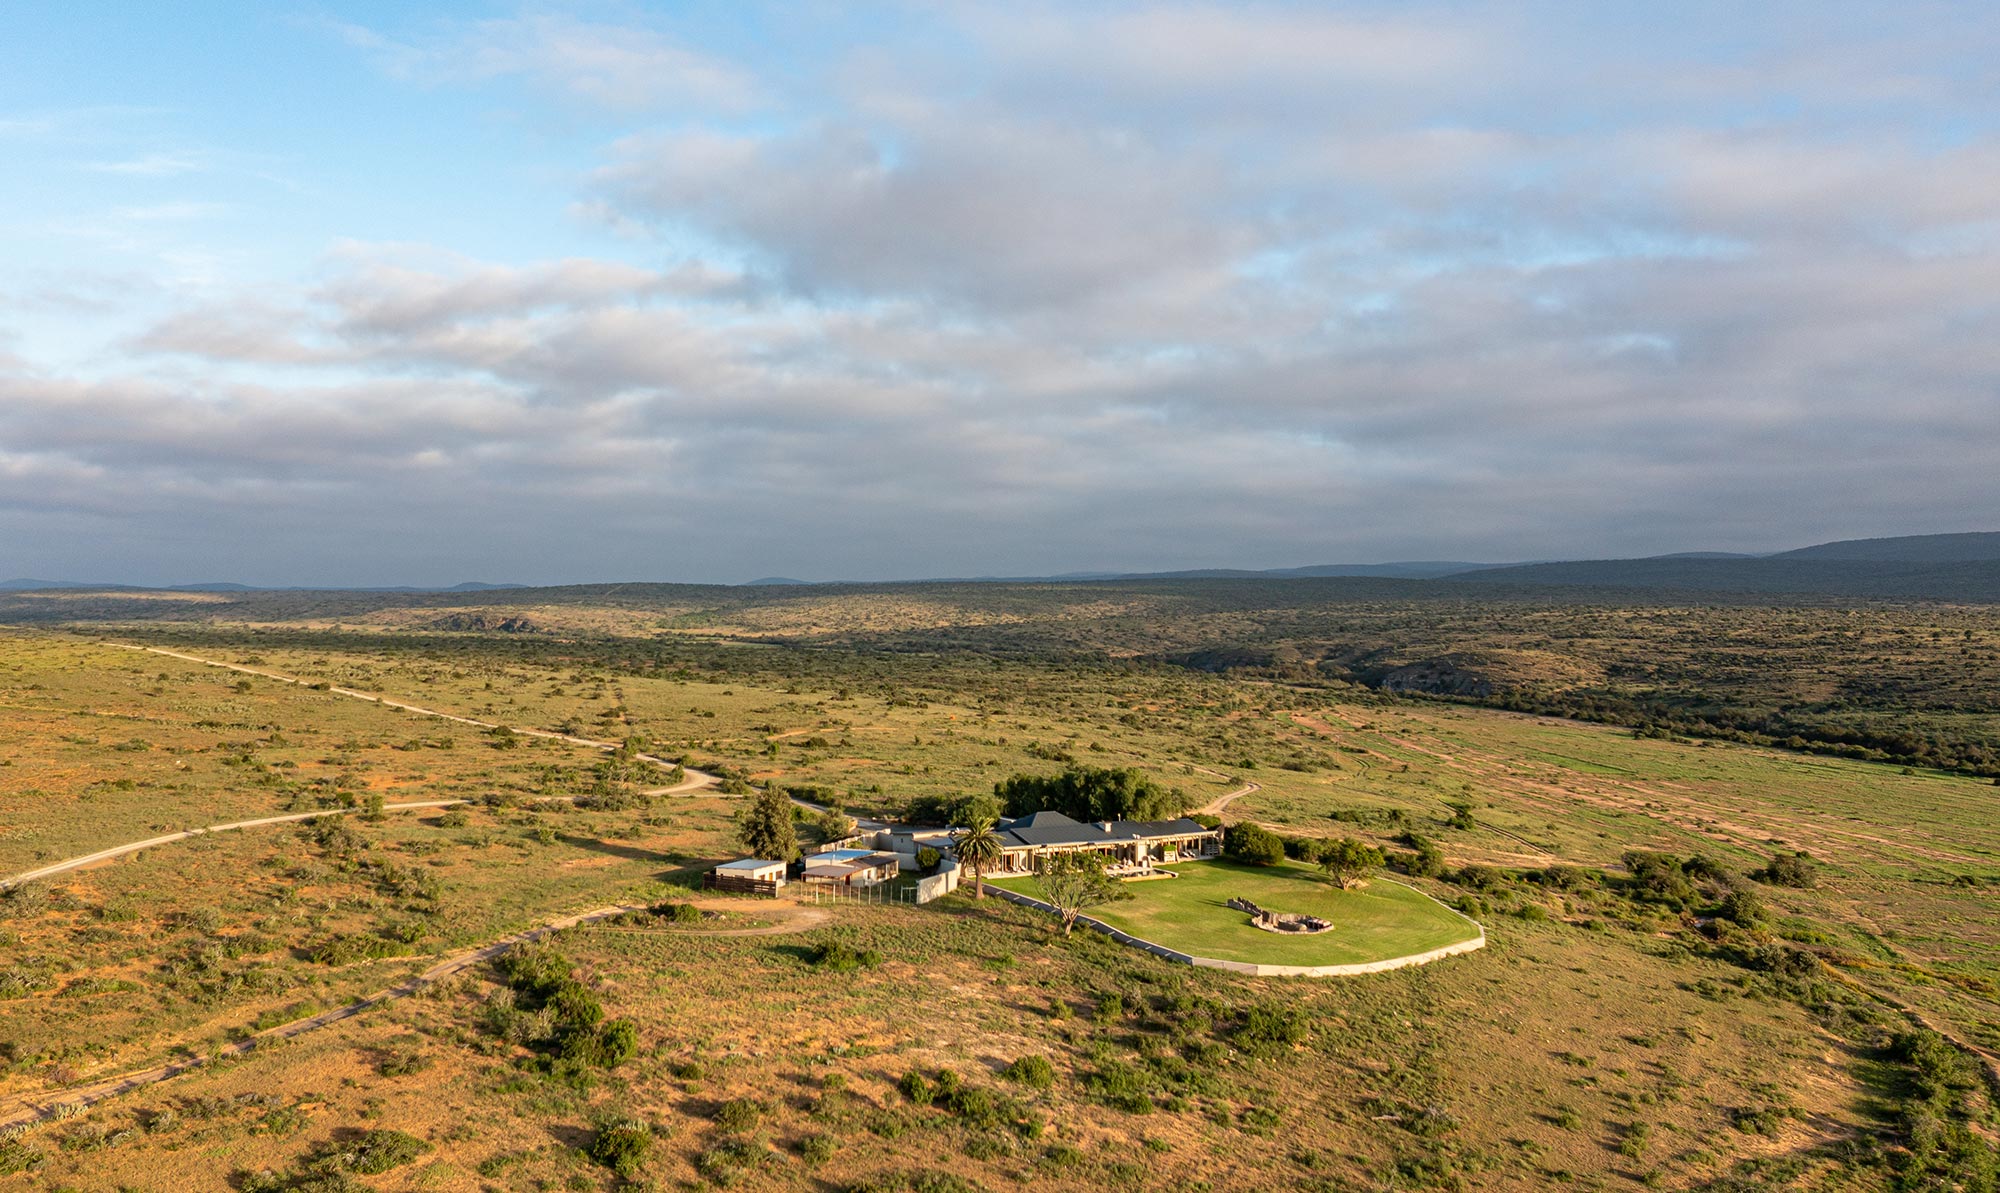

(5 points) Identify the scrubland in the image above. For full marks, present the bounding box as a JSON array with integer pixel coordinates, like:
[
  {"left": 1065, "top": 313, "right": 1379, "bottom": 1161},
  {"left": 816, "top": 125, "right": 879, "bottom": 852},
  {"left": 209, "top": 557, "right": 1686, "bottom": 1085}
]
[{"left": 0, "top": 588, "right": 1993, "bottom": 1189}]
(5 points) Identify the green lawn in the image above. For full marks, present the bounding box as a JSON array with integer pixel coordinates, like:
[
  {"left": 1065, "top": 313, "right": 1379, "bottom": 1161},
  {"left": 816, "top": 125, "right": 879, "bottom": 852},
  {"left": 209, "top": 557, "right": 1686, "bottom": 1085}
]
[{"left": 990, "top": 858, "right": 1481, "bottom": 967}]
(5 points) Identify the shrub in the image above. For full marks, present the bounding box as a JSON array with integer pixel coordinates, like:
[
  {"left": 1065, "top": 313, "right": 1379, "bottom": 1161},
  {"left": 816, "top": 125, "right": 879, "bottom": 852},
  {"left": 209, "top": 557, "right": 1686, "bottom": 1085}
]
[
  {"left": 916, "top": 846, "right": 942, "bottom": 873},
  {"left": 1084, "top": 1061, "right": 1154, "bottom": 1114},
  {"left": 714, "top": 1097, "right": 765, "bottom": 1132},
  {"left": 1621, "top": 851, "right": 1696, "bottom": 905},
  {"left": 586, "top": 1116, "right": 653, "bottom": 1178},
  {"left": 560, "top": 1018, "right": 639, "bottom": 1068},
  {"left": 1235, "top": 1006, "right": 1308, "bottom": 1054},
  {"left": 801, "top": 1133, "right": 837, "bottom": 1165},
  {"left": 1716, "top": 889, "right": 1767, "bottom": 928},
  {"left": 1759, "top": 851, "right": 1819, "bottom": 888},
  {"left": 900, "top": 1070, "right": 936, "bottom": 1106},
  {"left": 1001, "top": 1055, "right": 1056, "bottom": 1090},
  {"left": 810, "top": 938, "right": 882, "bottom": 971}
]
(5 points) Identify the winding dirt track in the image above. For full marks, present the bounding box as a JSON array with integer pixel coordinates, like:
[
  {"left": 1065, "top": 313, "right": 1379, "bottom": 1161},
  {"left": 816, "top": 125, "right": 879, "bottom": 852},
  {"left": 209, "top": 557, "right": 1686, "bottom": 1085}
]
[
  {"left": 1, "top": 801, "right": 468, "bottom": 890},
  {"left": 1195, "top": 780, "right": 1261, "bottom": 816},
  {"left": 0, "top": 898, "right": 827, "bottom": 1130},
  {"left": 4, "top": 645, "right": 720, "bottom": 891}
]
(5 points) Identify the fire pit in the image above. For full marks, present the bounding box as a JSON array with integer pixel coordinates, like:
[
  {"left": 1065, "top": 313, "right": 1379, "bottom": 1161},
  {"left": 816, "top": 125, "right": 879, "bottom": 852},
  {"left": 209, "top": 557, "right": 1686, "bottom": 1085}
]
[{"left": 1227, "top": 896, "right": 1334, "bottom": 934}]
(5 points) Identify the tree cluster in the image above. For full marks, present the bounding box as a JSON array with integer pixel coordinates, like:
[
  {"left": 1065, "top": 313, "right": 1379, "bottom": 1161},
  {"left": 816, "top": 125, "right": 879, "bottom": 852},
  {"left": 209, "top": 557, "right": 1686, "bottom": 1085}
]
[{"left": 995, "top": 765, "right": 1186, "bottom": 822}]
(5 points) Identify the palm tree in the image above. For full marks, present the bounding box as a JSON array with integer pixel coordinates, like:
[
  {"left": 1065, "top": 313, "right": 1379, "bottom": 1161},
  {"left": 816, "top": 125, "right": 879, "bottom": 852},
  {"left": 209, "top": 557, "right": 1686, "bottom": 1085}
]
[{"left": 953, "top": 817, "right": 1005, "bottom": 900}]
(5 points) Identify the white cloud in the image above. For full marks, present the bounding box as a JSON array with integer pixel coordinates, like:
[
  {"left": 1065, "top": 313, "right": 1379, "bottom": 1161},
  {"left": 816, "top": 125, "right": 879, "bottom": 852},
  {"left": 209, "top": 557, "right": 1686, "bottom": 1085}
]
[{"left": 334, "top": 11, "right": 761, "bottom": 113}]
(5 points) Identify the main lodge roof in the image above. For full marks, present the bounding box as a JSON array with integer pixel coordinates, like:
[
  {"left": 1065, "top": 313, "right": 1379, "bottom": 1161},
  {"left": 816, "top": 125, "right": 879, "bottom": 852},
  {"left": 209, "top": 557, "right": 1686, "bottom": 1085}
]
[{"left": 996, "top": 810, "right": 1219, "bottom": 849}]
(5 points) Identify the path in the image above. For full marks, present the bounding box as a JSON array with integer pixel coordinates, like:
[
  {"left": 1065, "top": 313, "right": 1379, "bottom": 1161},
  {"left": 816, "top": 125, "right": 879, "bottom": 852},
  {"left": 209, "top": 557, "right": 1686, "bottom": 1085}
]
[
  {"left": 107, "top": 644, "right": 718, "bottom": 793},
  {"left": 2, "top": 801, "right": 465, "bottom": 890},
  {"left": 0, "top": 897, "right": 826, "bottom": 1130},
  {"left": 5, "top": 643, "right": 727, "bottom": 891},
  {"left": 1195, "top": 779, "right": 1261, "bottom": 816}
]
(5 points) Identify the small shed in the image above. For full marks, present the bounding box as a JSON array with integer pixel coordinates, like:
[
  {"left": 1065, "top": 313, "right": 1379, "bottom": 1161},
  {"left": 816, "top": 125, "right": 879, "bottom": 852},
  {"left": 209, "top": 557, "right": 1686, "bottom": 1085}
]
[{"left": 707, "top": 858, "right": 787, "bottom": 895}]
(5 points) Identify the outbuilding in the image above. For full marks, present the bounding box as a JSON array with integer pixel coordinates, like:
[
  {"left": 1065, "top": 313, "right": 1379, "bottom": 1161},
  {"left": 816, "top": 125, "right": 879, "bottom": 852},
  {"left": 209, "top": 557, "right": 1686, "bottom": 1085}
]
[{"left": 707, "top": 858, "right": 788, "bottom": 895}]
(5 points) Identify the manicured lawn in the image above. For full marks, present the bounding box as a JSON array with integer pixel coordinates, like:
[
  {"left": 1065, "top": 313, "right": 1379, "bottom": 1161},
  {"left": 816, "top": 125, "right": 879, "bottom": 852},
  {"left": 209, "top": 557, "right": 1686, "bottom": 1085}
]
[{"left": 990, "top": 858, "right": 1481, "bottom": 966}]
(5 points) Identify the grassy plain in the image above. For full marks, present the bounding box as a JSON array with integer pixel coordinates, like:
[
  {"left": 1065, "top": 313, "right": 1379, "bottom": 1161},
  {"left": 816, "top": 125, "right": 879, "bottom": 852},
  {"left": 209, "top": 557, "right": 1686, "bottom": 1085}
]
[
  {"left": 0, "top": 599, "right": 1993, "bottom": 1190},
  {"left": 992, "top": 860, "right": 1479, "bottom": 966}
]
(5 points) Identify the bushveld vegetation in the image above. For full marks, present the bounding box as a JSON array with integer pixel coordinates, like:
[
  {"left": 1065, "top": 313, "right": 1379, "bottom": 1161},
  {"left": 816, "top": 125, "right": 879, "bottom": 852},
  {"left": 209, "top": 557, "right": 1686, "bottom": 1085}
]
[{"left": 0, "top": 580, "right": 1993, "bottom": 1189}]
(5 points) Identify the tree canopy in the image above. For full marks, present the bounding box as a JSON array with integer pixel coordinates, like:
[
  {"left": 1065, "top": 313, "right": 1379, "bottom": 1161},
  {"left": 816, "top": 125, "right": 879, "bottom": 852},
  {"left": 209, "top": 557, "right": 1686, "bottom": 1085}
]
[
  {"left": 1038, "top": 852, "right": 1132, "bottom": 935},
  {"left": 995, "top": 765, "right": 1185, "bottom": 822},
  {"left": 735, "top": 787, "right": 799, "bottom": 861}
]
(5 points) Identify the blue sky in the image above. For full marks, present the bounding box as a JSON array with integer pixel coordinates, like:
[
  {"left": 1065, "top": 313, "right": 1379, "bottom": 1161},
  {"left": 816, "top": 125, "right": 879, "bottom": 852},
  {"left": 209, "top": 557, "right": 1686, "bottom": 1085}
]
[{"left": 2, "top": 2, "right": 1997, "bottom": 584}]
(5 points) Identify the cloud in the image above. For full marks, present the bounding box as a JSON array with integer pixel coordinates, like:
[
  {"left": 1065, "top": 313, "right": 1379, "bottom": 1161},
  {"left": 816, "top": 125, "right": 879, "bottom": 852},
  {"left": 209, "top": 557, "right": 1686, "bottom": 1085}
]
[
  {"left": 332, "top": 11, "right": 761, "bottom": 113},
  {"left": 6, "top": 2, "right": 1999, "bottom": 583}
]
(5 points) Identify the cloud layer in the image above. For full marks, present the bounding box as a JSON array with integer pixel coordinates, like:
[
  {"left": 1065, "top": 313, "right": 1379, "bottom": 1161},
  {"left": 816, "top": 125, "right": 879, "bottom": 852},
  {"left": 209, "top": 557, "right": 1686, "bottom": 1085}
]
[{"left": 1, "top": 2, "right": 1996, "bottom": 584}]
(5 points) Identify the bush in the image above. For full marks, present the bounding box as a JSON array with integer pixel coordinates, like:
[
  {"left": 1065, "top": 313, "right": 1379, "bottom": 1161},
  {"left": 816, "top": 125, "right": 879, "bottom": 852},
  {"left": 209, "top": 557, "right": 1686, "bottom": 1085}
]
[
  {"left": 1621, "top": 851, "right": 1696, "bottom": 905},
  {"left": 586, "top": 1116, "right": 653, "bottom": 1178},
  {"left": 649, "top": 901, "right": 706, "bottom": 924},
  {"left": 1235, "top": 1005, "right": 1309, "bottom": 1054},
  {"left": 809, "top": 938, "right": 882, "bottom": 971},
  {"left": 560, "top": 1018, "right": 639, "bottom": 1068},
  {"left": 1001, "top": 1055, "right": 1056, "bottom": 1090},
  {"left": 1397, "top": 836, "right": 1446, "bottom": 878},
  {"left": 1759, "top": 851, "right": 1818, "bottom": 888},
  {"left": 1223, "top": 823, "right": 1286, "bottom": 866},
  {"left": 714, "top": 1097, "right": 765, "bottom": 1132},
  {"left": 916, "top": 846, "right": 942, "bottom": 873},
  {"left": 1716, "top": 889, "right": 1767, "bottom": 928},
  {"left": 801, "top": 1133, "right": 837, "bottom": 1165},
  {"left": 899, "top": 1071, "right": 936, "bottom": 1106}
]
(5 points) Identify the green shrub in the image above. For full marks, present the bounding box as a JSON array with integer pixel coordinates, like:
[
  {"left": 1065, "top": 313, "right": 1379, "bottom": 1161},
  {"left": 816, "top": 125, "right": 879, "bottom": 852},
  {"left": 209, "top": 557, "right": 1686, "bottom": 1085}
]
[
  {"left": 1001, "top": 1055, "right": 1056, "bottom": 1089},
  {"left": 1235, "top": 1006, "right": 1308, "bottom": 1054},
  {"left": 714, "top": 1097, "right": 765, "bottom": 1132},
  {"left": 810, "top": 939, "right": 882, "bottom": 971},
  {"left": 1759, "top": 851, "right": 1818, "bottom": 888},
  {"left": 586, "top": 1116, "right": 653, "bottom": 1178},
  {"left": 899, "top": 1071, "right": 935, "bottom": 1106},
  {"left": 800, "top": 1133, "right": 837, "bottom": 1166}
]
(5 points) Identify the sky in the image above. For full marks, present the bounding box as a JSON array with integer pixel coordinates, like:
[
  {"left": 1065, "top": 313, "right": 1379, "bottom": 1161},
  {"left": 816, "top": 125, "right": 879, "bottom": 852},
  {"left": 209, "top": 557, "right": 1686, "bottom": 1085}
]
[{"left": 2, "top": 2, "right": 1997, "bottom": 586}]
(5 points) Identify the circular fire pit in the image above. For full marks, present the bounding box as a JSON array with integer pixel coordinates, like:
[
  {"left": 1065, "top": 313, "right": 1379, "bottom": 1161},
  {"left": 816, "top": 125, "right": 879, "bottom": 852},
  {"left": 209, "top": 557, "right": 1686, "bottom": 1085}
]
[{"left": 1228, "top": 896, "right": 1334, "bottom": 934}]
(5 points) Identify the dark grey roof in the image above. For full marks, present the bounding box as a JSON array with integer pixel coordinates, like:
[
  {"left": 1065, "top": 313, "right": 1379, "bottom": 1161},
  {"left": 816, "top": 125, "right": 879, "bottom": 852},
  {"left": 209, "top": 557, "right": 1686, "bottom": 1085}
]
[{"left": 994, "top": 813, "right": 1217, "bottom": 850}]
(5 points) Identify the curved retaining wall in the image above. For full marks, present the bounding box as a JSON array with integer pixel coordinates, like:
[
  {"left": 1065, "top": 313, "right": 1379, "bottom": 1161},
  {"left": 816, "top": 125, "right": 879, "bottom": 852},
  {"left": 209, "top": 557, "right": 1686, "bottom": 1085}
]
[{"left": 986, "top": 881, "right": 1485, "bottom": 977}]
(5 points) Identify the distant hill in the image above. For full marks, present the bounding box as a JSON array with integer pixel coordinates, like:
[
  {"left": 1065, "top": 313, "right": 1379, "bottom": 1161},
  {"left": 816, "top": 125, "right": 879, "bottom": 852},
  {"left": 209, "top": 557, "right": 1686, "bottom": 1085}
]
[
  {"left": 1447, "top": 533, "right": 2000, "bottom": 601},
  {"left": 1125, "top": 561, "right": 1501, "bottom": 581},
  {"left": 741, "top": 577, "right": 815, "bottom": 587},
  {"left": 0, "top": 578, "right": 109, "bottom": 591},
  {"left": 1771, "top": 532, "right": 2000, "bottom": 563}
]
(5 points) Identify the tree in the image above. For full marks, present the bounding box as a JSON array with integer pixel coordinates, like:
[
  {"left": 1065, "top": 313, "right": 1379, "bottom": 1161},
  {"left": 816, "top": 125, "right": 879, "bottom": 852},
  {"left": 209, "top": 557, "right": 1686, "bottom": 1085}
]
[
  {"left": 994, "top": 765, "right": 1185, "bottom": 822},
  {"left": 1319, "top": 838, "right": 1384, "bottom": 889},
  {"left": 735, "top": 787, "right": 799, "bottom": 861},
  {"left": 953, "top": 817, "right": 1005, "bottom": 900},
  {"left": 1224, "top": 822, "right": 1286, "bottom": 866},
  {"left": 1039, "top": 853, "right": 1131, "bottom": 936},
  {"left": 814, "top": 806, "right": 856, "bottom": 844}
]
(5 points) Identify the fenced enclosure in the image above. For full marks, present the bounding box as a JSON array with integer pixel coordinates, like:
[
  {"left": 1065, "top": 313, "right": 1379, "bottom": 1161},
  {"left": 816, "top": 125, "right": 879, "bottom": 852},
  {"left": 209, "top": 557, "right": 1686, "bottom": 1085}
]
[{"left": 805, "top": 881, "right": 917, "bottom": 906}]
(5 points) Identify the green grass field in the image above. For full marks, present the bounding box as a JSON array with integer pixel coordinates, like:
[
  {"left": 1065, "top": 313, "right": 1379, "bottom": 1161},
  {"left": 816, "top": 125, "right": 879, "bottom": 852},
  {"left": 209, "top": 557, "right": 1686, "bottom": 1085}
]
[{"left": 992, "top": 858, "right": 1480, "bottom": 966}]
